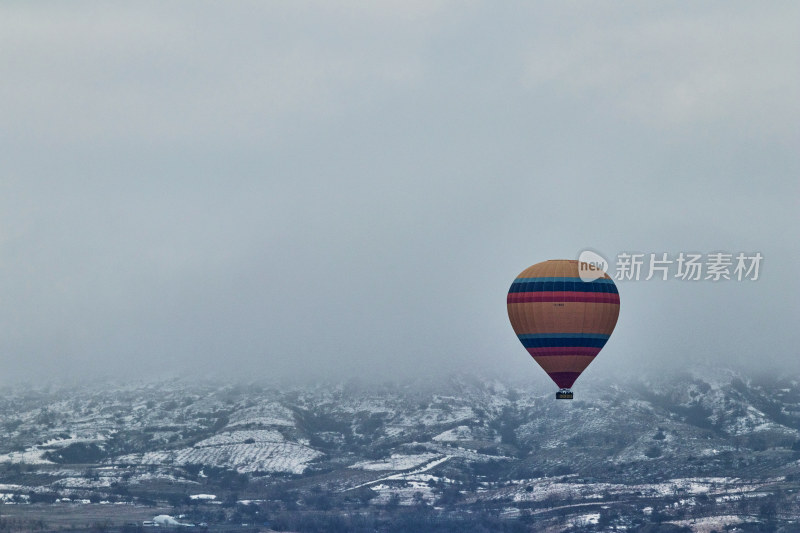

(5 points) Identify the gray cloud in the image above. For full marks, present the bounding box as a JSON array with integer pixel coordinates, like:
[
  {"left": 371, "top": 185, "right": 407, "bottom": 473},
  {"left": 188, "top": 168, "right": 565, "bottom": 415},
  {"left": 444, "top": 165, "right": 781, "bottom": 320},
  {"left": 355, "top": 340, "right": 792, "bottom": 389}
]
[{"left": 0, "top": 1, "right": 797, "bottom": 385}]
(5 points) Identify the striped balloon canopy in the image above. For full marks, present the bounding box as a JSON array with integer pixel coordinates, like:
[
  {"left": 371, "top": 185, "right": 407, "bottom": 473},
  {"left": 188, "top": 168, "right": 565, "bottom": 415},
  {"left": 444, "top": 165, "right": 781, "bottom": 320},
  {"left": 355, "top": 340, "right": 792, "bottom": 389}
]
[{"left": 507, "top": 260, "right": 620, "bottom": 391}]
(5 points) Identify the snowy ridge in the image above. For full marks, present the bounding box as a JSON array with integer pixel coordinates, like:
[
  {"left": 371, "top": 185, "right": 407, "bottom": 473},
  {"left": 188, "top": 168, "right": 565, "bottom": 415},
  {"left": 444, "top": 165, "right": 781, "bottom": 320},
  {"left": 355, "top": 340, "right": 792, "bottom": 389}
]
[
  {"left": 350, "top": 453, "right": 441, "bottom": 471},
  {"left": 116, "top": 441, "right": 321, "bottom": 474},
  {"left": 194, "top": 429, "right": 285, "bottom": 447}
]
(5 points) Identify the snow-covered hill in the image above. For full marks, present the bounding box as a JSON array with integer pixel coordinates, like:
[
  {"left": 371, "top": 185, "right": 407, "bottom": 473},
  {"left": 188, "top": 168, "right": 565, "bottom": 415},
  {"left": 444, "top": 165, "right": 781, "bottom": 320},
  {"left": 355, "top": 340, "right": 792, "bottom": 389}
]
[{"left": 0, "top": 370, "right": 798, "bottom": 530}]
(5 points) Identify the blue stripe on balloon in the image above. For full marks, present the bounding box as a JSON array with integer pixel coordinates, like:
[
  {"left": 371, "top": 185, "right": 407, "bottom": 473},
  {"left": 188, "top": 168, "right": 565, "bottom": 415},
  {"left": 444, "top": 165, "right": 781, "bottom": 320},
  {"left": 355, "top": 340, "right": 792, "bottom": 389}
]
[
  {"left": 517, "top": 333, "right": 610, "bottom": 349},
  {"left": 508, "top": 278, "right": 618, "bottom": 294}
]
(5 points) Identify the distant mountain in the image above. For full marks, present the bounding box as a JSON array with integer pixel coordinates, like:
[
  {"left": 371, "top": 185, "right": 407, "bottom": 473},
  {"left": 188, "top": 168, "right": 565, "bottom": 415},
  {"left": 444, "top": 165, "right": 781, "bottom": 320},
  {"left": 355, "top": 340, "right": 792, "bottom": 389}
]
[{"left": 0, "top": 369, "right": 798, "bottom": 532}]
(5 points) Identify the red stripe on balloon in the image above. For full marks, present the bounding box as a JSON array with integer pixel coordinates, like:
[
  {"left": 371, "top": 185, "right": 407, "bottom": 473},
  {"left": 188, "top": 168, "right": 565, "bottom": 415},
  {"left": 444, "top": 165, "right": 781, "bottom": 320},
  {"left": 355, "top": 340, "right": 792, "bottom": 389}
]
[
  {"left": 526, "top": 347, "right": 601, "bottom": 356},
  {"left": 547, "top": 372, "right": 582, "bottom": 389}
]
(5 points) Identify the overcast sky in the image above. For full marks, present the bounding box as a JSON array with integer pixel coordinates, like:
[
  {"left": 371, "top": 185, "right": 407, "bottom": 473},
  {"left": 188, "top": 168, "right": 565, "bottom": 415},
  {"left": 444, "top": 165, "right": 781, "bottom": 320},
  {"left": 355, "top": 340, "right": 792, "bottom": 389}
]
[{"left": 1, "top": 2, "right": 797, "bottom": 385}]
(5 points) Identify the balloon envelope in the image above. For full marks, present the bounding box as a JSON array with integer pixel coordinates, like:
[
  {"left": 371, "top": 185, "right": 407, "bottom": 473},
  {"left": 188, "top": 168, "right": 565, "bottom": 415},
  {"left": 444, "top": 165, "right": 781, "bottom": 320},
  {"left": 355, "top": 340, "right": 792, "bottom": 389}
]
[{"left": 507, "top": 260, "right": 620, "bottom": 389}]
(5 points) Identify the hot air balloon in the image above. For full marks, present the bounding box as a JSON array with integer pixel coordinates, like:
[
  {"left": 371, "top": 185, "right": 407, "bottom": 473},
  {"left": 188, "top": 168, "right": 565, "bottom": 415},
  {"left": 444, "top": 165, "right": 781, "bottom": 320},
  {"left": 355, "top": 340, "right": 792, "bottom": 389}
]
[{"left": 507, "top": 259, "right": 620, "bottom": 399}]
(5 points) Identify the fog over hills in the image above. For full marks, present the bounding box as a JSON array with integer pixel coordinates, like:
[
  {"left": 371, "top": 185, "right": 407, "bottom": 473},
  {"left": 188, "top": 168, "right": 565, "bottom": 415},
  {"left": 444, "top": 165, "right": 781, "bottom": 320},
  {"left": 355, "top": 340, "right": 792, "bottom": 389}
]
[{"left": 0, "top": 366, "right": 798, "bottom": 531}]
